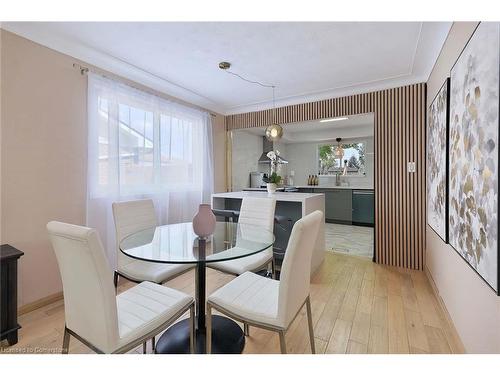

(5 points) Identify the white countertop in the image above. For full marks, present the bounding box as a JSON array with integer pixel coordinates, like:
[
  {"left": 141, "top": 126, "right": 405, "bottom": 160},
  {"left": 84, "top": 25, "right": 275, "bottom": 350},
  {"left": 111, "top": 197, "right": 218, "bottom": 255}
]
[
  {"left": 212, "top": 191, "right": 324, "bottom": 203},
  {"left": 296, "top": 185, "right": 374, "bottom": 190}
]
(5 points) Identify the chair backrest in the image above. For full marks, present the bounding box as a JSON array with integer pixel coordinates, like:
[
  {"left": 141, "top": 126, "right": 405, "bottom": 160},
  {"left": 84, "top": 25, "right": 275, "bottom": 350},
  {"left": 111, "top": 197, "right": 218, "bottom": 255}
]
[
  {"left": 238, "top": 197, "right": 276, "bottom": 232},
  {"left": 235, "top": 197, "right": 276, "bottom": 249},
  {"left": 277, "top": 210, "right": 323, "bottom": 328},
  {"left": 112, "top": 199, "right": 158, "bottom": 269},
  {"left": 47, "top": 221, "right": 119, "bottom": 352}
]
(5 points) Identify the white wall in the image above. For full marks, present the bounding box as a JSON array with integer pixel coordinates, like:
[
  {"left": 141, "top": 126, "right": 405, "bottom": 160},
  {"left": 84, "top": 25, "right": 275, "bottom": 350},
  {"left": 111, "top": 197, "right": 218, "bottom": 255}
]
[
  {"left": 272, "top": 139, "right": 288, "bottom": 179},
  {"left": 286, "top": 137, "right": 374, "bottom": 188},
  {"left": 426, "top": 21, "right": 500, "bottom": 353},
  {"left": 231, "top": 131, "right": 291, "bottom": 189},
  {"left": 231, "top": 131, "right": 263, "bottom": 190},
  {"left": 285, "top": 142, "right": 317, "bottom": 185}
]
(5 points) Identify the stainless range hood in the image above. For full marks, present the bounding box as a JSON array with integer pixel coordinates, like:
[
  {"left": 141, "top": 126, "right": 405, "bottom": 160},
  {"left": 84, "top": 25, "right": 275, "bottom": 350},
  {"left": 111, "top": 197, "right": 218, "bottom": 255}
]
[{"left": 258, "top": 137, "right": 288, "bottom": 164}]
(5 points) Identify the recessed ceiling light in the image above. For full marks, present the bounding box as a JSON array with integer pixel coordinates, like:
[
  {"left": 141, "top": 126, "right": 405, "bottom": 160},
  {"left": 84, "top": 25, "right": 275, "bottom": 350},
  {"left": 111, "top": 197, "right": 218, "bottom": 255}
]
[{"left": 319, "top": 117, "right": 349, "bottom": 123}]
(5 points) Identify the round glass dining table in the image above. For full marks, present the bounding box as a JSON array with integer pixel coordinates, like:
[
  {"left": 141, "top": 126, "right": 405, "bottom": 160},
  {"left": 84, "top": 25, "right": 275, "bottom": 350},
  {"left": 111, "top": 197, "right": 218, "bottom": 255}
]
[{"left": 120, "top": 221, "right": 275, "bottom": 354}]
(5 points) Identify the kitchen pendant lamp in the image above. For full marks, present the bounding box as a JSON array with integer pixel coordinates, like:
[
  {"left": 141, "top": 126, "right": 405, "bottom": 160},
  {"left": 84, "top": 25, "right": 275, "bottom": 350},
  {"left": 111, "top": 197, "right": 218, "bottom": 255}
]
[
  {"left": 265, "top": 86, "right": 283, "bottom": 141},
  {"left": 265, "top": 123, "right": 283, "bottom": 141},
  {"left": 218, "top": 61, "right": 282, "bottom": 141},
  {"left": 334, "top": 137, "right": 344, "bottom": 159}
]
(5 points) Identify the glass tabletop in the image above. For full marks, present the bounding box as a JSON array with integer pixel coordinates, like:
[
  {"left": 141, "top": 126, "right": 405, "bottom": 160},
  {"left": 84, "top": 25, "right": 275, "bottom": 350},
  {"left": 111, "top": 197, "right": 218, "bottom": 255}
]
[{"left": 119, "top": 222, "right": 275, "bottom": 264}]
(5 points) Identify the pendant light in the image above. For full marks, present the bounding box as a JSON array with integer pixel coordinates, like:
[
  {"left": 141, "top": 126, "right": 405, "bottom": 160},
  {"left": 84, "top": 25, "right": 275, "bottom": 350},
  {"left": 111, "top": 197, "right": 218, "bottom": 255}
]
[
  {"left": 219, "top": 61, "right": 283, "bottom": 141},
  {"left": 334, "top": 137, "right": 344, "bottom": 159},
  {"left": 265, "top": 86, "right": 283, "bottom": 141}
]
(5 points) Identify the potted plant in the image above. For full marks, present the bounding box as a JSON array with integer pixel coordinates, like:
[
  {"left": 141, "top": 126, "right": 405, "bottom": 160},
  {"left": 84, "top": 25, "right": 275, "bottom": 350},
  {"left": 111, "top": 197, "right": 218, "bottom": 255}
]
[{"left": 263, "top": 172, "right": 282, "bottom": 194}]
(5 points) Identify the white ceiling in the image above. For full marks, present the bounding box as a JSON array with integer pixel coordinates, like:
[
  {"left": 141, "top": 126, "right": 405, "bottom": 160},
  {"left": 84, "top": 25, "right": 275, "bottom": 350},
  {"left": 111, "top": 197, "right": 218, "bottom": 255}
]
[
  {"left": 242, "top": 114, "right": 374, "bottom": 144},
  {"left": 2, "top": 22, "right": 451, "bottom": 115}
]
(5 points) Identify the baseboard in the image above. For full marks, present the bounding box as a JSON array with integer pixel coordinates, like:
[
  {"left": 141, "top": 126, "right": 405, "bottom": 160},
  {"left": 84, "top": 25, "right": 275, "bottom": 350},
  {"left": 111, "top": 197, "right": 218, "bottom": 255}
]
[
  {"left": 17, "top": 276, "right": 133, "bottom": 316},
  {"left": 351, "top": 221, "right": 375, "bottom": 228},
  {"left": 18, "top": 291, "right": 63, "bottom": 316},
  {"left": 424, "top": 265, "right": 466, "bottom": 353}
]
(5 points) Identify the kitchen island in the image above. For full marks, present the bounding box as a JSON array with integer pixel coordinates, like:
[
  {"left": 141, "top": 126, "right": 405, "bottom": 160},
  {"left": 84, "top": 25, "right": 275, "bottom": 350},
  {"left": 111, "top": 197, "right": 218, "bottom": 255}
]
[{"left": 211, "top": 191, "right": 325, "bottom": 275}]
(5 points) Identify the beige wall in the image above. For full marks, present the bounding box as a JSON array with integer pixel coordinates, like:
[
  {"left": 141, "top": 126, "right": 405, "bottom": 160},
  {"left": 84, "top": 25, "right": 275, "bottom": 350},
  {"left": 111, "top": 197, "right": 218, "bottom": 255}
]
[
  {"left": 212, "top": 115, "right": 227, "bottom": 193},
  {"left": 426, "top": 21, "right": 500, "bottom": 353},
  {"left": 0, "top": 27, "right": 3, "bottom": 246},
  {"left": 1, "top": 30, "right": 226, "bottom": 307}
]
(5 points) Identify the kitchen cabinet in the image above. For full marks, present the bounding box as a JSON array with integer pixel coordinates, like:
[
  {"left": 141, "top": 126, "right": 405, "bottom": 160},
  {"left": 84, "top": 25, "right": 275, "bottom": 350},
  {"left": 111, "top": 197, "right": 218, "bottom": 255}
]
[
  {"left": 297, "top": 188, "right": 314, "bottom": 193},
  {"left": 315, "top": 189, "right": 352, "bottom": 224},
  {"left": 352, "top": 190, "right": 375, "bottom": 226},
  {"left": 298, "top": 187, "right": 374, "bottom": 226}
]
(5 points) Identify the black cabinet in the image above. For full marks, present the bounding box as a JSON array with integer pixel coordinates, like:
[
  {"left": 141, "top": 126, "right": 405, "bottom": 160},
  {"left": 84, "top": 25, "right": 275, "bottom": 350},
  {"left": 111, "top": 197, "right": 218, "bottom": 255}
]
[
  {"left": 217, "top": 198, "right": 303, "bottom": 271},
  {"left": 1, "top": 244, "right": 24, "bottom": 346},
  {"left": 352, "top": 190, "right": 375, "bottom": 226},
  {"left": 297, "top": 188, "right": 314, "bottom": 193}
]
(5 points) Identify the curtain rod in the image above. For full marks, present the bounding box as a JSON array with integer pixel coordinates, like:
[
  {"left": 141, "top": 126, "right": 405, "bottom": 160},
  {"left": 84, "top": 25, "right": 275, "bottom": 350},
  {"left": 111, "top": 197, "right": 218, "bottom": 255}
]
[{"left": 72, "top": 63, "right": 217, "bottom": 117}]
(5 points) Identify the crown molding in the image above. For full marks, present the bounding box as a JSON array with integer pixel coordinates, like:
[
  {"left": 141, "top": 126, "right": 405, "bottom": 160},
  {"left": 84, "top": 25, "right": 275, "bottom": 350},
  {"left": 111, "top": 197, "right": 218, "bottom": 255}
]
[{"left": 2, "top": 22, "right": 451, "bottom": 116}]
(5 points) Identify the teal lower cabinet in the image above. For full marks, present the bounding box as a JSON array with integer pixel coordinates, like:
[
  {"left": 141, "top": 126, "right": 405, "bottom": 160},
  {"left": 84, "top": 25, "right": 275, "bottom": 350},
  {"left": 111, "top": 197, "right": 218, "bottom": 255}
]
[
  {"left": 352, "top": 190, "right": 375, "bottom": 226},
  {"left": 319, "top": 189, "right": 352, "bottom": 224},
  {"left": 297, "top": 187, "right": 374, "bottom": 226}
]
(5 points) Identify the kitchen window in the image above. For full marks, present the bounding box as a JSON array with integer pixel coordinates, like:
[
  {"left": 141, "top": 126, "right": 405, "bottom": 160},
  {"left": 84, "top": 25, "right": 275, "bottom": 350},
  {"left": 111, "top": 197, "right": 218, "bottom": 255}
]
[{"left": 318, "top": 142, "right": 366, "bottom": 176}]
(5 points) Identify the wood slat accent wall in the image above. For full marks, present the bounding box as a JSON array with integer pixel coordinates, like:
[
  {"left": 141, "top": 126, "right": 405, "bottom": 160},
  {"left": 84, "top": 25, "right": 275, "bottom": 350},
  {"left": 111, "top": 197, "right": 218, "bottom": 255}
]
[{"left": 225, "top": 83, "right": 427, "bottom": 270}]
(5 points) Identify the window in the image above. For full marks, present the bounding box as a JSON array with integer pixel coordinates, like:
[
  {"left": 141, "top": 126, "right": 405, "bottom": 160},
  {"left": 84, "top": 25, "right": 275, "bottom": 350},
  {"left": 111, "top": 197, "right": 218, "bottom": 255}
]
[
  {"left": 87, "top": 73, "right": 214, "bottom": 268},
  {"left": 318, "top": 142, "right": 366, "bottom": 175},
  {"left": 89, "top": 74, "right": 212, "bottom": 197},
  {"left": 159, "top": 114, "right": 194, "bottom": 188},
  {"left": 118, "top": 104, "right": 155, "bottom": 187}
]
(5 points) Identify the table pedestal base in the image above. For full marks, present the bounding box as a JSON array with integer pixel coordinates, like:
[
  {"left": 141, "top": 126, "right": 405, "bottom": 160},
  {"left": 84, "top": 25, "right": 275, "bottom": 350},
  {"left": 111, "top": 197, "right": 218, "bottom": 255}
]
[{"left": 155, "top": 315, "right": 245, "bottom": 354}]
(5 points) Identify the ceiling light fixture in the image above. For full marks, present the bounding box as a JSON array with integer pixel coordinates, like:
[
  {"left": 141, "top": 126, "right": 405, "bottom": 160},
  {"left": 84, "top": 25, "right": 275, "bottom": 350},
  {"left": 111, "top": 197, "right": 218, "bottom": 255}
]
[
  {"left": 219, "top": 61, "right": 283, "bottom": 141},
  {"left": 319, "top": 117, "right": 349, "bottom": 123},
  {"left": 265, "top": 86, "right": 283, "bottom": 141}
]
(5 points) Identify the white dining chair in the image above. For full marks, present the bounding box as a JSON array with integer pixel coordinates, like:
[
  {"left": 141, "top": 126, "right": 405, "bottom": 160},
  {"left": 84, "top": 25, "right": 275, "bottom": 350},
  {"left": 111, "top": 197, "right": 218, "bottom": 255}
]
[
  {"left": 47, "top": 221, "right": 195, "bottom": 354},
  {"left": 207, "top": 197, "right": 276, "bottom": 277},
  {"left": 206, "top": 210, "right": 323, "bottom": 354},
  {"left": 112, "top": 199, "right": 194, "bottom": 287}
]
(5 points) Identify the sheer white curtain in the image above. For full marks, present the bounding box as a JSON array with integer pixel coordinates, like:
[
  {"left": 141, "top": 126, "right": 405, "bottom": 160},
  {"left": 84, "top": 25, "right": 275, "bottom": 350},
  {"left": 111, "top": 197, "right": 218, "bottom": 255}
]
[{"left": 87, "top": 73, "right": 214, "bottom": 267}]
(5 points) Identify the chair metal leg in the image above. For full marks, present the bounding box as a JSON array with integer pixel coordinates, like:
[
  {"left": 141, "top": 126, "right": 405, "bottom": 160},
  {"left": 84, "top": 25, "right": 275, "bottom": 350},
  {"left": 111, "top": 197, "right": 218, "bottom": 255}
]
[
  {"left": 113, "top": 271, "right": 119, "bottom": 290},
  {"left": 143, "top": 342, "right": 147, "bottom": 354},
  {"left": 151, "top": 336, "right": 156, "bottom": 352},
  {"left": 305, "top": 296, "right": 316, "bottom": 354},
  {"left": 279, "top": 330, "right": 287, "bottom": 354},
  {"left": 244, "top": 323, "right": 250, "bottom": 336},
  {"left": 190, "top": 304, "right": 196, "bottom": 354},
  {"left": 206, "top": 304, "right": 212, "bottom": 354},
  {"left": 62, "top": 326, "right": 70, "bottom": 354}
]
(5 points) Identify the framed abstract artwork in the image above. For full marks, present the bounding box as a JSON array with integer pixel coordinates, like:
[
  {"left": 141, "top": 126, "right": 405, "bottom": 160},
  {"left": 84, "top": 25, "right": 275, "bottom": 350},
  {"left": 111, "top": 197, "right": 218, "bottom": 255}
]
[
  {"left": 449, "top": 22, "right": 500, "bottom": 293},
  {"left": 427, "top": 78, "right": 449, "bottom": 243}
]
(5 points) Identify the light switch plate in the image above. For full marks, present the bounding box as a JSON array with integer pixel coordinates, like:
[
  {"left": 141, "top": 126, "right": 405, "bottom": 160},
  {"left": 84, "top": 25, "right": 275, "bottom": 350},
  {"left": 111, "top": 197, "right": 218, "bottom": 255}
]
[{"left": 407, "top": 162, "right": 416, "bottom": 173}]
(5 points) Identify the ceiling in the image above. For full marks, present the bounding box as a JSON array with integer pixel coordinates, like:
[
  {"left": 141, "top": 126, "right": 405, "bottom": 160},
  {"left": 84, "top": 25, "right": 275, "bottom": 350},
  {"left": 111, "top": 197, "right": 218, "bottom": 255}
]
[
  {"left": 242, "top": 114, "right": 374, "bottom": 144},
  {"left": 2, "top": 22, "right": 451, "bottom": 115}
]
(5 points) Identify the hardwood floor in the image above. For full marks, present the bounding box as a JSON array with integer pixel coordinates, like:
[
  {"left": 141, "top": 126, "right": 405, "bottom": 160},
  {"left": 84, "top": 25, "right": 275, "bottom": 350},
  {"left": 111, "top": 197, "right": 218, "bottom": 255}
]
[
  {"left": 0, "top": 252, "right": 464, "bottom": 354},
  {"left": 325, "top": 223, "right": 374, "bottom": 258}
]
